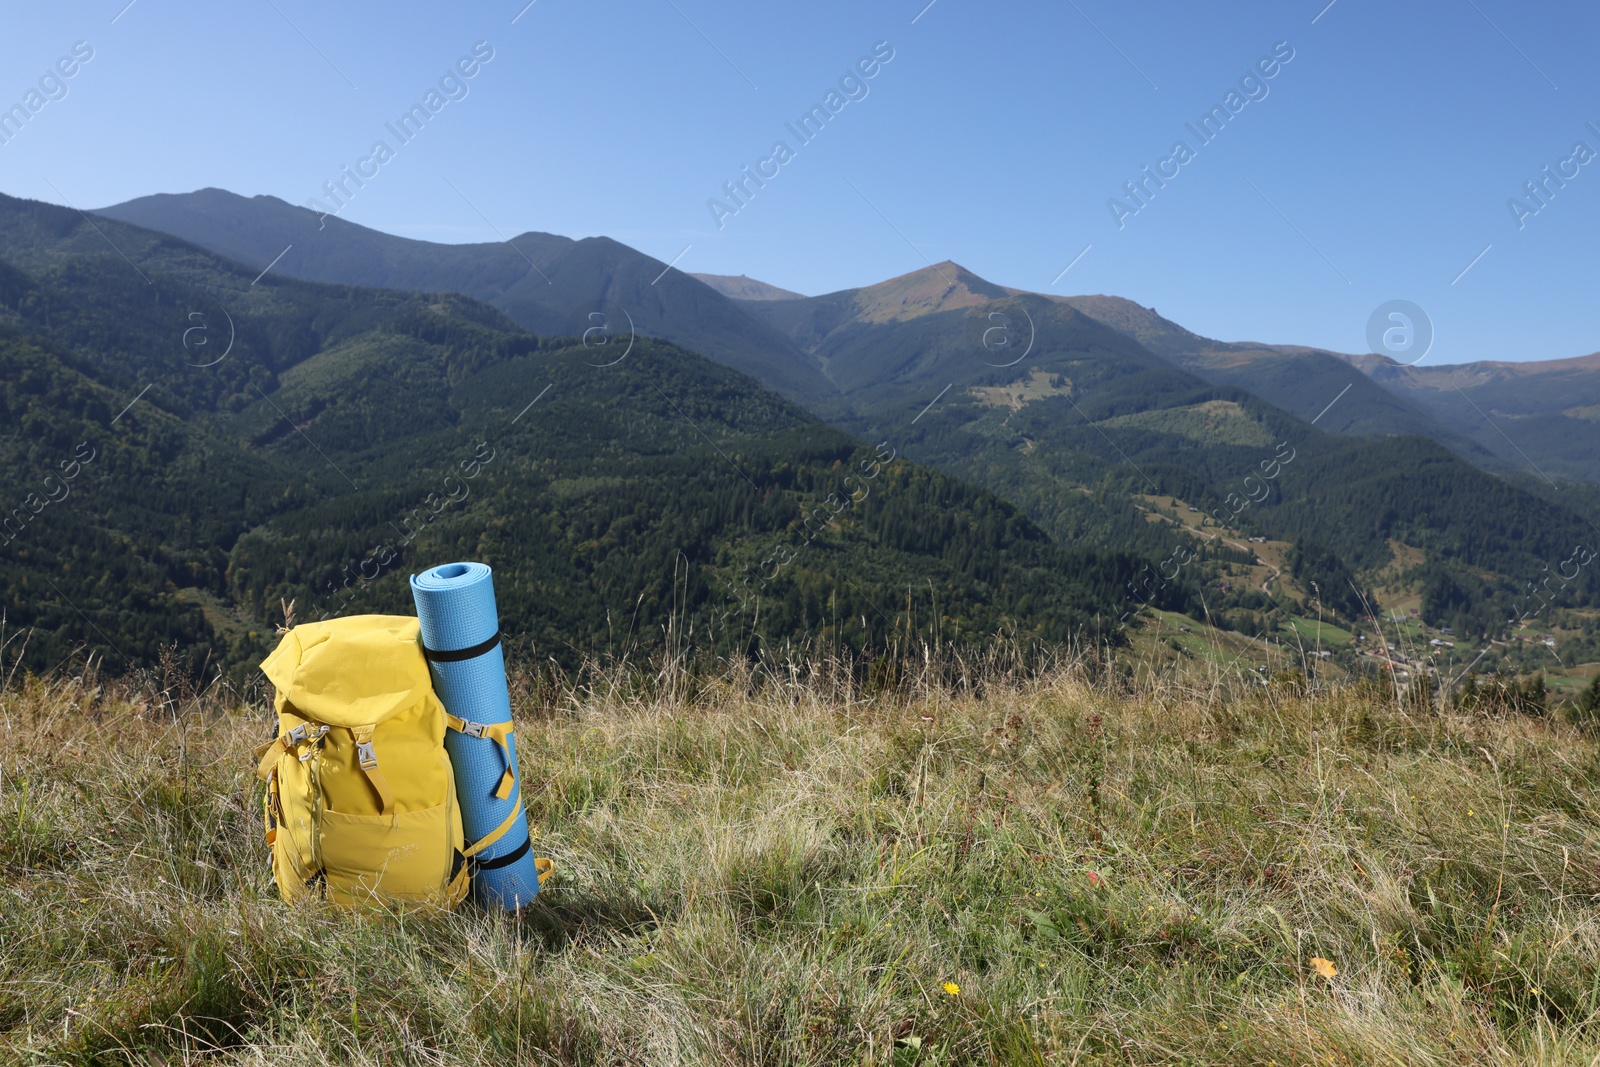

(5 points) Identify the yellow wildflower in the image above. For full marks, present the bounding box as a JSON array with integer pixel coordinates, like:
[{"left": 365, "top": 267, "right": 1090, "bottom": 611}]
[{"left": 942, "top": 981, "right": 961, "bottom": 996}]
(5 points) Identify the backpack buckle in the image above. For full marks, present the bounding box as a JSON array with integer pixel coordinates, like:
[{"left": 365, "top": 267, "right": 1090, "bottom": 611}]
[
  {"left": 462, "top": 720, "right": 487, "bottom": 738},
  {"left": 284, "top": 723, "right": 329, "bottom": 749},
  {"left": 356, "top": 741, "right": 378, "bottom": 769}
]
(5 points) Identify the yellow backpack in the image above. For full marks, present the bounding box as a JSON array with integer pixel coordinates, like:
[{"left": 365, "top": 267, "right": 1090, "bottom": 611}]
[{"left": 255, "top": 615, "right": 468, "bottom": 908}]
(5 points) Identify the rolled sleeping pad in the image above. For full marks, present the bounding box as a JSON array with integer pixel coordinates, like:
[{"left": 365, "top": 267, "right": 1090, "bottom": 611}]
[{"left": 410, "top": 562, "right": 543, "bottom": 909}]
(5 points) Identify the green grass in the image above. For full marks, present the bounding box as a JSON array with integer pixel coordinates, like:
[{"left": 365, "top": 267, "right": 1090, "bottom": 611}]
[
  {"left": 1144, "top": 610, "right": 1285, "bottom": 672},
  {"left": 6, "top": 655, "right": 1600, "bottom": 1064},
  {"left": 1376, "top": 617, "right": 1431, "bottom": 647},
  {"left": 1284, "top": 615, "right": 1358, "bottom": 648},
  {"left": 1549, "top": 673, "right": 1592, "bottom": 694}
]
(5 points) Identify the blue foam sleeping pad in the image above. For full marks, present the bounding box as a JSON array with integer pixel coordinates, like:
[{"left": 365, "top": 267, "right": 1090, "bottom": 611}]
[{"left": 410, "top": 562, "right": 542, "bottom": 909}]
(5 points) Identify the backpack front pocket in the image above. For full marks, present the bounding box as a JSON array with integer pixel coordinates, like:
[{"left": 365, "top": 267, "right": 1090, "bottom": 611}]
[{"left": 319, "top": 801, "right": 456, "bottom": 907}]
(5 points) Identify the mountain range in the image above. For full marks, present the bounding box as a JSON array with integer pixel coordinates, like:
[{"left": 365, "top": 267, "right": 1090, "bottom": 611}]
[
  {"left": 0, "top": 190, "right": 1178, "bottom": 678},
  {"left": 99, "top": 189, "right": 1600, "bottom": 488},
  {"left": 0, "top": 185, "right": 1594, "bottom": 678}
]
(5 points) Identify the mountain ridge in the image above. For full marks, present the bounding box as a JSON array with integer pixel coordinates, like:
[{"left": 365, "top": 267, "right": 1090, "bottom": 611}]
[
  {"left": 82, "top": 187, "right": 1600, "bottom": 654},
  {"left": 716, "top": 271, "right": 1600, "bottom": 481},
  {"left": 95, "top": 187, "right": 846, "bottom": 418},
  {"left": 690, "top": 273, "right": 806, "bottom": 302}
]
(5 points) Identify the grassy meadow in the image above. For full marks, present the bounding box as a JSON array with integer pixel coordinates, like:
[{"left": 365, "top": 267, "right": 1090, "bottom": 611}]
[{"left": 4, "top": 647, "right": 1600, "bottom": 1065}]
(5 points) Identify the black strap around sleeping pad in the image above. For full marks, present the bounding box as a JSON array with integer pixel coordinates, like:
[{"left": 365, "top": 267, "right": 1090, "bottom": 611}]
[
  {"left": 422, "top": 628, "right": 502, "bottom": 663},
  {"left": 470, "top": 834, "right": 531, "bottom": 872}
]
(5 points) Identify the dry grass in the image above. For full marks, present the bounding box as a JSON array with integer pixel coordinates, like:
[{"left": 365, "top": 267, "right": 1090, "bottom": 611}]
[{"left": 4, "top": 649, "right": 1600, "bottom": 1065}]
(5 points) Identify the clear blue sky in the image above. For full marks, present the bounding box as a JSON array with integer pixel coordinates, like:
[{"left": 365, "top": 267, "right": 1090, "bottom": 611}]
[{"left": 1, "top": 0, "right": 1596, "bottom": 364}]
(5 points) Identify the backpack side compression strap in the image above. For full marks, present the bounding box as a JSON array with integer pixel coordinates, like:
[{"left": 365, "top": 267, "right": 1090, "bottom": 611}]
[
  {"left": 444, "top": 714, "right": 517, "bottom": 800},
  {"left": 473, "top": 833, "right": 531, "bottom": 872},
  {"left": 462, "top": 790, "right": 522, "bottom": 863}
]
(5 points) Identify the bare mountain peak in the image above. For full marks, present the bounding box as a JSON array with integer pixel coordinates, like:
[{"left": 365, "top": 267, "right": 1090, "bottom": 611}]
[{"left": 847, "top": 261, "right": 1011, "bottom": 322}]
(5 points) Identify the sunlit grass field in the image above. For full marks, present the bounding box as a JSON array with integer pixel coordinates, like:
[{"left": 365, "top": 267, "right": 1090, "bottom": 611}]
[{"left": 5, "top": 651, "right": 1600, "bottom": 1065}]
